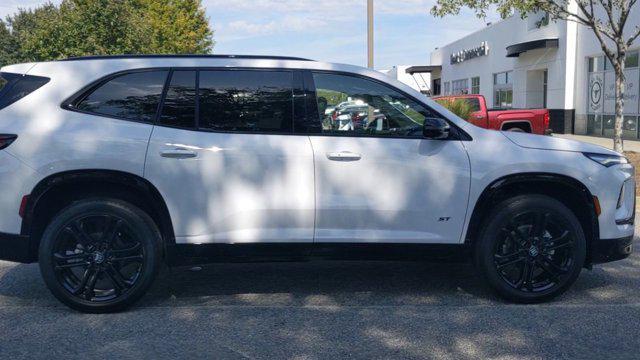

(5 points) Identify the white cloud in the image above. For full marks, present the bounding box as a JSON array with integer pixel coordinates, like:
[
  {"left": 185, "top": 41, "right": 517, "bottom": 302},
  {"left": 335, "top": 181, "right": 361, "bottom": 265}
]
[
  {"left": 0, "top": 0, "right": 62, "bottom": 20},
  {"left": 226, "top": 16, "right": 327, "bottom": 37}
]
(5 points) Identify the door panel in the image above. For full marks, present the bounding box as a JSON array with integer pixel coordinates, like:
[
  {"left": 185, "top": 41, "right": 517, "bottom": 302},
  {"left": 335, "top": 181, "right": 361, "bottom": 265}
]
[
  {"left": 310, "top": 136, "right": 470, "bottom": 244},
  {"left": 306, "top": 71, "right": 471, "bottom": 244},
  {"left": 144, "top": 68, "right": 314, "bottom": 245},
  {"left": 145, "top": 127, "right": 315, "bottom": 244}
]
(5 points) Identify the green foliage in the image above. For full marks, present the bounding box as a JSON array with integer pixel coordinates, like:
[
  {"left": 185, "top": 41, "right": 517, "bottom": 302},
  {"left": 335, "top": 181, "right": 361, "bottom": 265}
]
[
  {"left": 316, "top": 89, "right": 349, "bottom": 106},
  {"left": 434, "top": 98, "right": 473, "bottom": 121},
  {"left": 430, "top": 0, "right": 546, "bottom": 20},
  {"left": 0, "top": 0, "right": 214, "bottom": 66}
]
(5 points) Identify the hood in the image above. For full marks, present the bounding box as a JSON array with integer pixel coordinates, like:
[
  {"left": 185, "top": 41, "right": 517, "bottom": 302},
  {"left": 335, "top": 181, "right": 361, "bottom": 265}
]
[{"left": 501, "top": 132, "right": 621, "bottom": 156}]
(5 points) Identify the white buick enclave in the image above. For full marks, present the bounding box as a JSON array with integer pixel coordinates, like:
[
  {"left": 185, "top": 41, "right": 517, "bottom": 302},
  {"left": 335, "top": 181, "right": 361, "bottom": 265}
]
[{"left": 0, "top": 55, "right": 634, "bottom": 312}]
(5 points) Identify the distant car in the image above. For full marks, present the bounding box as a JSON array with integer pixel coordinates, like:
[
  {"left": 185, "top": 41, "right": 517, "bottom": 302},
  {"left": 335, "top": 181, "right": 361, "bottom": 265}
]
[
  {"left": 0, "top": 54, "right": 634, "bottom": 313},
  {"left": 329, "top": 101, "right": 386, "bottom": 131},
  {"left": 434, "top": 94, "right": 552, "bottom": 135}
]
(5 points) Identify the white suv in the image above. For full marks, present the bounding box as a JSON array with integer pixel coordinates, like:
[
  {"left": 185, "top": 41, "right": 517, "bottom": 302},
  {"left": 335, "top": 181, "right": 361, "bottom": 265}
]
[{"left": 0, "top": 55, "right": 634, "bottom": 312}]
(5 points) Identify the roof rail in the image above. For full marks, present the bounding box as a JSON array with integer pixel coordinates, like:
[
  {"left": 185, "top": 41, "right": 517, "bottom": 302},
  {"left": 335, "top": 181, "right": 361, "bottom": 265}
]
[{"left": 59, "top": 54, "right": 313, "bottom": 62}]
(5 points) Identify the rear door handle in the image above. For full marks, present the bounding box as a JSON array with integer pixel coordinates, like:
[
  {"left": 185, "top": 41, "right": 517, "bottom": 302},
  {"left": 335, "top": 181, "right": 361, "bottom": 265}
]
[
  {"left": 160, "top": 148, "right": 197, "bottom": 159},
  {"left": 326, "top": 151, "right": 361, "bottom": 161}
]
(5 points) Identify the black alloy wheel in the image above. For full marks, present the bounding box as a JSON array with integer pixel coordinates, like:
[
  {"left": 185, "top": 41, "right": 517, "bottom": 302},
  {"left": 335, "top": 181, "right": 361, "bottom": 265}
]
[
  {"left": 39, "top": 199, "right": 161, "bottom": 313},
  {"left": 476, "top": 195, "right": 586, "bottom": 303},
  {"left": 493, "top": 210, "right": 575, "bottom": 292}
]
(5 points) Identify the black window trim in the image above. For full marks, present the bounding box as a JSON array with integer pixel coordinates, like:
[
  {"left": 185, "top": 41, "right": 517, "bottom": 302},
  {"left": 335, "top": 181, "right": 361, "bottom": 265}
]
[{"left": 303, "top": 69, "right": 471, "bottom": 141}]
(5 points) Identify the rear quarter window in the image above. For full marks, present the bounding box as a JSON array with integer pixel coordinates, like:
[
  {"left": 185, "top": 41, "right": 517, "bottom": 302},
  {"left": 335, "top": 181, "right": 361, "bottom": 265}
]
[
  {"left": 73, "top": 70, "right": 168, "bottom": 122},
  {"left": 0, "top": 72, "right": 50, "bottom": 110}
]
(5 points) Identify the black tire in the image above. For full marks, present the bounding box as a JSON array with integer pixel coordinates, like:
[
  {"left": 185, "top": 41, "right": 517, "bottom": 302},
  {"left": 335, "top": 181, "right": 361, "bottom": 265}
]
[
  {"left": 506, "top": 127, "right": 526, "bottom": 132},
  {"left": 475, "top": 194, "right": 586, "bottom": 303},
  {"left": 39, "top": 199, "right": 161, "bottom": 313}
]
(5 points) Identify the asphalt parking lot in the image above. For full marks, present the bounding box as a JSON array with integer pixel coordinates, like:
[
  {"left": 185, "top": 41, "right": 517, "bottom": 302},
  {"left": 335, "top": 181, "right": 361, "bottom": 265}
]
[{"left": 1, "top": 225, "right": 639, "bottom": 359}]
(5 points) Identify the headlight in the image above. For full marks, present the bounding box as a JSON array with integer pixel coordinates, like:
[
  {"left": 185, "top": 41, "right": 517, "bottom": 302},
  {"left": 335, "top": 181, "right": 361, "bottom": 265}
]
[{"left": 583, "top": 152, "right": 629, "bottom": 167}]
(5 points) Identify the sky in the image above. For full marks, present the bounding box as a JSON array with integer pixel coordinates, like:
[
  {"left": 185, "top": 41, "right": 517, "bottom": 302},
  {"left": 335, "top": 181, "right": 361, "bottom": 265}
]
[{"left": 1, "top": 0, "right": 501, "bottom": 69}]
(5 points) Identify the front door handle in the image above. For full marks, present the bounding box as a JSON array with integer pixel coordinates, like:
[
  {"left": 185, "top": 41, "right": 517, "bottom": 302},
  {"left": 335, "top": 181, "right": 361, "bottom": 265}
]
[
  {"left": 326, "top": 151, "right": 361, "bottom": 161},
  {"left": 160, "top": 148, "right": 197, "bottom": 159}
]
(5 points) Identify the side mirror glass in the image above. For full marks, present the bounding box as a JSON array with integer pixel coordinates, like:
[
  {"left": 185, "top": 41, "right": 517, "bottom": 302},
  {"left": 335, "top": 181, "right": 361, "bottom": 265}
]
[{"left": 423, "top": 117, "right": 450, "bottom": 139}]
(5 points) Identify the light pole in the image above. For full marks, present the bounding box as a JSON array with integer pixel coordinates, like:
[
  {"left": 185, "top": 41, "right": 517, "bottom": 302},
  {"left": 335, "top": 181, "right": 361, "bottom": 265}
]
[
  {"left": 366, "top": 0, "right": 375, "bottom": 129},
  {"left": 367, "top": 0, "right": 374, "bottom": 69}
]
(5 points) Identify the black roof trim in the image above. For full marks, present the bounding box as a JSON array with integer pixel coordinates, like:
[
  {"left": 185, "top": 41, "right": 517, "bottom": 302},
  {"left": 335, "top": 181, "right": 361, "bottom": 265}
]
[
  {"left": 58, "top": 54, "right": 313, "bottom": 62},
  {"left": 506, "top": 38, "right": 559, "bottom": 58},
  {"left": 405, "top": 65, "right": 442, "bottom": 74}
]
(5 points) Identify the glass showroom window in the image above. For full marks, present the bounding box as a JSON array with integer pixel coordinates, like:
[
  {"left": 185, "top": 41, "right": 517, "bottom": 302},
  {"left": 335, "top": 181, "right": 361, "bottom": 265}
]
[
  {"left": 623, "top": 116, "right": 638, "bottom": 139},
  {"left": 493, "top": 71, "right": 513, "bottom": 108},
  {"left": 471, "top": 77, "right": 480, "bottom": 94},
  {"left": 451, "top": 79, "right": 469, "bottom": 94},
  {"left": 588, "top": 56, "right": 605, "bottom": 72},
  {"left": 587, "top": 114, "right": 603, "bottom": 136},
  {"left": 626, "top": 51, "right": 639, "bottom": 68},
  {"left": 443, "top": 81, "right": 450, "bottom": 95}
]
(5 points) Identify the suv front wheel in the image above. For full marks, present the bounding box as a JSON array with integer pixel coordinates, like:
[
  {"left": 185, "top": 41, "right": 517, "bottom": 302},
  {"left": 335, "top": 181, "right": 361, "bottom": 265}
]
[
  {"left": 475, "top": 194, "right": 587, "bottom": 303},
  {"left": 38, "top": 199, "right": 161, "bottom": 313}
]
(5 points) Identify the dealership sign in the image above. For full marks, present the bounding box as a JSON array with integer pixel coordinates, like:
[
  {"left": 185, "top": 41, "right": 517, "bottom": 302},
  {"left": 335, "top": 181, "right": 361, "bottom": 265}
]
[
  {"left": 450, "top": 42, "right": 489, "bottom": 65},
  {"left": 588, "top": 73, "right": 603, "bottom": 113}
]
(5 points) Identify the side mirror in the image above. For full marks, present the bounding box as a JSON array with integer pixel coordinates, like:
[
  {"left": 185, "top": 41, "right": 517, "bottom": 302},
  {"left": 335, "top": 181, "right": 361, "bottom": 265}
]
[{"left": 423, "top": 117, "right": 450, "bottom": 139}]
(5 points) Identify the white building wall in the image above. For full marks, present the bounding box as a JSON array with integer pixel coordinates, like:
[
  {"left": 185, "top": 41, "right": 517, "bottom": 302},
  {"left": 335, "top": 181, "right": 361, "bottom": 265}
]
[
  {"left": 430, "top": 2, "right": 640, "bottom": 135},
  {"left": 432, "top": 14, "right": 569, "bottom": 109},
  {"left": 573, "top": 5, "right": 640, "bottom": 136},
  {"left": 383, "top": 65, "right": 430, "bottom": 93}
]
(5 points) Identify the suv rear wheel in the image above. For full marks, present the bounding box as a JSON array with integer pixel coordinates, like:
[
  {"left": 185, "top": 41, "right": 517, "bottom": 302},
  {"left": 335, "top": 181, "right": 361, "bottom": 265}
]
[
  {"left": 475, "top": 194, "right": 586, "bottom": 303},
  {"left": 38, "top": 199, "right": 161, "bottom": 313}
]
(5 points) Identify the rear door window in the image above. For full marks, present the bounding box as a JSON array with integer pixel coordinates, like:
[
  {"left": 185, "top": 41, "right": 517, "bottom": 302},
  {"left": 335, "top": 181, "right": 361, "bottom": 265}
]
[
  {"left": 0, "top": 72, "right": 50, "bottom": 110},
  {"left": 198, "top": 70, "right": 293, "bottom": 132},
  {"left": 75, "top": 70, "right": 168, "bottom": 122},
  {"left": 158, "top": 70, "right": 197, "bottom": 128}
]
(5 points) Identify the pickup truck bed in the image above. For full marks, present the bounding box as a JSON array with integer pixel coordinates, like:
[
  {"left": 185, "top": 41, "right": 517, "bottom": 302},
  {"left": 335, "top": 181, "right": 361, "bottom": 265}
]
[{"left": 433, "top": 94, "right": 551, "bottom": 135}]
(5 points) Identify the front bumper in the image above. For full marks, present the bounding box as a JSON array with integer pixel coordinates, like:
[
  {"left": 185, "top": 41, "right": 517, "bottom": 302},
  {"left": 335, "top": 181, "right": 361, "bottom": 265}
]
[
  {"left": 591, "top": 236, "right": 634, "bottom": 264},
  {"left": 0, "top": 232, "right": 32, "bottom": 263}
]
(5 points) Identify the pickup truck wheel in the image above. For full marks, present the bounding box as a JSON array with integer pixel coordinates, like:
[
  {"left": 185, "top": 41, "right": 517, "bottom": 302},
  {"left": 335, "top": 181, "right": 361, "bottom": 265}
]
[
  {"left": 475, "top": 195, "right": 586, "bottom": 303},
  {"left": 506, "top": 127, "right": 525, "bottom": 132},
  {"left": 38, "top": 199, "right": 161, "bottom": 313}
]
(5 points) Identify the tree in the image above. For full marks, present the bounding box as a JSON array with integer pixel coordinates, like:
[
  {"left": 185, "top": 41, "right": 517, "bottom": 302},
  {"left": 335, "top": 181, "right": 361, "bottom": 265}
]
[
  {"left": 431, "top": 0, "right": 640, "bottom": 153},
  {"left": 0, "top": 0, "right": 214, "bottom": 66},
  {"left": 138, "top": 0, "right": 214, "bottom": 54}
]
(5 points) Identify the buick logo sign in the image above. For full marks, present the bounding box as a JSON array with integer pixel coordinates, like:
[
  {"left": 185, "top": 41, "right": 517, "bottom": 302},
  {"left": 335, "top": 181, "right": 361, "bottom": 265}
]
[
  {"left": 450, "top": 42, "right": 489, "bottom": 65},
  {"left": 590, "top": 78, "right": 602, "bottom": 110}
]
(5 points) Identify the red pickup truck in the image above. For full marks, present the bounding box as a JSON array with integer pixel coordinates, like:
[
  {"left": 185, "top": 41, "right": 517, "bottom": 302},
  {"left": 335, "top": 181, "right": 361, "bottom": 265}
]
[{"left": 433, "top": 94, "right": 551, "bottom": 135}]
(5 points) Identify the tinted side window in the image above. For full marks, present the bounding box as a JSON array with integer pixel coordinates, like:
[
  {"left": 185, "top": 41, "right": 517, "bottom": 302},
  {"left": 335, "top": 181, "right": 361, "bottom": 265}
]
[
  {"left": 199, "top": 70, "right": 293, "bottom": 132},
  {"left": 76, "top": 71, "right": 168, "bottom": 122},
  {"left": 312, "top": 72, "right": 431, "bottom": 137},
  {"left": 0, "top": 72, "right": 50, "bottom": 110},
  {"left": 159, "top": 71, "right": 196, "bottom": 128}
]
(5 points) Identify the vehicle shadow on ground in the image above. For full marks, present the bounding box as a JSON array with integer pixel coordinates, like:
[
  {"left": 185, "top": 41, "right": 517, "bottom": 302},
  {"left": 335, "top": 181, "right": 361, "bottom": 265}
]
[{"left": 0, "top": 241, "right": 638, "bottom": 308}]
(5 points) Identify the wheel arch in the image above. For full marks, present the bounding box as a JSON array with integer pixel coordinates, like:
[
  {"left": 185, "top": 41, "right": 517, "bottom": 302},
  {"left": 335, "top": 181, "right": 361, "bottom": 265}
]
[
  {"left": 21, "top": 169, "right": 175, "bottom": 262},
  {"left": 465, "top": 173, "right": 600, "bottom": 266},
  {"left": 500, "top": 120, "right": 532, "bottom": 133}
]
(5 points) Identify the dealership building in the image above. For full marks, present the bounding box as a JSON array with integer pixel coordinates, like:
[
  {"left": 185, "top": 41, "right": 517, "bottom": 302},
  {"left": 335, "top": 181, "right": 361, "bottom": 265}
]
[{"left": 409, "top": 9, "right": 640, "bottom": 137}]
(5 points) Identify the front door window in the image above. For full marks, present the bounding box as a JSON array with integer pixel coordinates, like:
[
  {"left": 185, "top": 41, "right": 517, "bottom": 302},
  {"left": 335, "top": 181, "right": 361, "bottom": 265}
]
[{"left": 312, "top": 72, "right": 432, "bottom": 138}]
